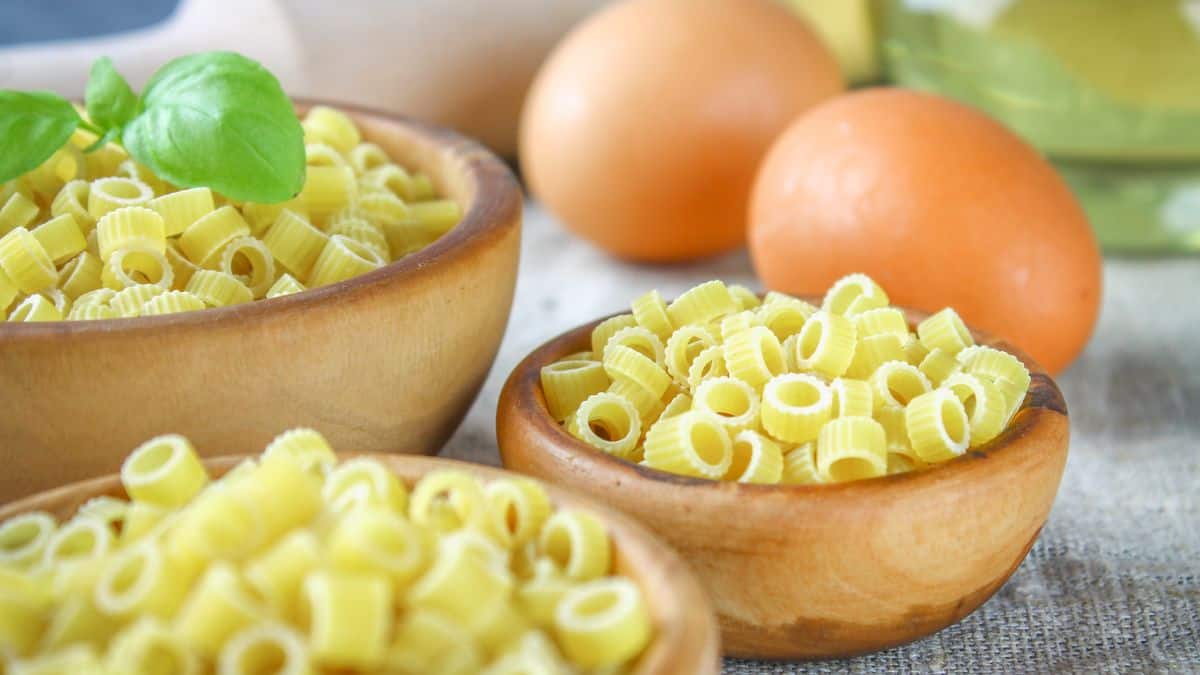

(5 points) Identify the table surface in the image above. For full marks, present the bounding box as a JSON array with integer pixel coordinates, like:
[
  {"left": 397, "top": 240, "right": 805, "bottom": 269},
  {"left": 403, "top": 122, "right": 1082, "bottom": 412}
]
[{"left": 443, "top": 202, "right": 1200, "bottom": 674}]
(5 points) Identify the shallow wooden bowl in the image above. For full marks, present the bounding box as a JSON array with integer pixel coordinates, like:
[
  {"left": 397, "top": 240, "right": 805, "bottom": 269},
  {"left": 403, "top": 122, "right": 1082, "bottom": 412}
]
[
  {"left": 0, "top": 454, "right": 721, "bottom": 674},
  {"left": 497, "top": 306, "right": 1070, "bottom": 660},
  {"left": 0, "top": 102, "right": 522, "bottom": 501}
]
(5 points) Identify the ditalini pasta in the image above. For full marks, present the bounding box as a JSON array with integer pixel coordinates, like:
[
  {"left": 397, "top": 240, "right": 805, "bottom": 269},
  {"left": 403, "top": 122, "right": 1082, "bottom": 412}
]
[
  {"left": 541, "top": 276, "right": 1033, "bottom": 484},
  {"left": 0, "top": 106, "right": 461, "bottom": 322},
  {"left": 0, "top": 429, "right": 654, "bottom": 673}
]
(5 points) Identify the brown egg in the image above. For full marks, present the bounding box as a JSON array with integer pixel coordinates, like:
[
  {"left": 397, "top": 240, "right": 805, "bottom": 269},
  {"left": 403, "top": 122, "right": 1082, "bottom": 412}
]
[
  {"left": 521, "top": 0, "right": 843, "bottom": 262},
  {"left": 749, "top": 88, "right": 1103, "bottom": 373}
]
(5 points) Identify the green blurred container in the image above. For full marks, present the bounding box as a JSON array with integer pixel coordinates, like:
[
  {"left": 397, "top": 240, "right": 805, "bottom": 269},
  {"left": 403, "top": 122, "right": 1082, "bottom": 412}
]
[{"left": 880, "top": 0, "right": 1200, "bottom": 254}]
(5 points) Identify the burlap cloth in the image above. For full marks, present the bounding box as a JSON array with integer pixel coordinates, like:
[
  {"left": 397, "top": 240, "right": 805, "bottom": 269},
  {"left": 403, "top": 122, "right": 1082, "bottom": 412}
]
[{"left": 445, "top": 206, "right": 1200, "bottom": 674}]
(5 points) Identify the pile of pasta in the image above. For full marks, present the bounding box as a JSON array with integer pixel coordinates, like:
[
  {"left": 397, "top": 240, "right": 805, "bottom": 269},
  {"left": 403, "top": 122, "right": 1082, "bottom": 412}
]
[
  {"left": 541, "top": 276, "right": 1032, "bottom": 484},
  {"left": 0, "top": 430, "right": 653, "bottom": 674},
  {"left": 0, "top": 106, "right": 461, "bottom": 322}
]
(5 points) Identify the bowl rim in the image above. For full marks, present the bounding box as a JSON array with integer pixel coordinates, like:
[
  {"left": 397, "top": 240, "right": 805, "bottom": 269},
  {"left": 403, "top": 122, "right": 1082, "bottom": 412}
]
[
  {"left": 0, "top": 452, "right": 722, "bottom": 675},
  {"left": 500, "top": 299, "right": 1069, "bottom": 496},
  {"left": 0, "top": 99, "right": 521, "bottom": 340}
]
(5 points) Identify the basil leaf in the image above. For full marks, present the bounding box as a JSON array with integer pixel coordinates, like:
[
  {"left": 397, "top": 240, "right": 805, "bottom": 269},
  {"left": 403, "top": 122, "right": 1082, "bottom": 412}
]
[
  {"left": 85, "top": 57, "right": 138, "bottom": 131},
  {"left": 122, "top": 51, "right": 305, "bottom": 203},
  {"left": 0, "top": 91, "right": 81, "bottom": 183}
]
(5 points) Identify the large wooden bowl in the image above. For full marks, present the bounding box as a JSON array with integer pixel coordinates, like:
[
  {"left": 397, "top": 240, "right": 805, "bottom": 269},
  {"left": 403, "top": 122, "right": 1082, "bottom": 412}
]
[
  {"left": 0, "top": 454, "right": 721, "bottom": 674},
  {"left": 0, "top": 103, "right": 522, "bottom": 501},
  {"left": 497, "top": 306, "right": 1070, "bottom": 660}
]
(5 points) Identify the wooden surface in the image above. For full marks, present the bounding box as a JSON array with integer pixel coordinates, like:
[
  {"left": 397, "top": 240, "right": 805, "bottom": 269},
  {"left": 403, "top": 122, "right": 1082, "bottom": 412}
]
[
  {"left": 496, "top": 303, "right": 1069, "bottom": 659},
  {"left": 0, "top": 453, "right": 721, "bottom": 675},
  {"left": 443, "top": 205, "right": 1199, "bottom": 671},
  {"left": 0, "top": 105, "right": 522, "bottom": 501}
]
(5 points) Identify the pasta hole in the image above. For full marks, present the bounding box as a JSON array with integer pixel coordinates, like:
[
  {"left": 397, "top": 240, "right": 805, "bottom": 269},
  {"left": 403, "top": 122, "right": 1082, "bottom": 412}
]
[
  {"left": 828, "top": 457, "right": 877, "bottom": 482},
  {"left": 702, "top": 384, "right": 750, "bottom": 418},
  {"left": 0, "top": 519, "right": 45, "bottom": 553},
  {"left": 542, "top": 525, "right": 574, "bottom": 572},
  {"left": 504, "top": 502, "right": 521, "bottom": 535},
  {"left": 940, "top": 398, "right": 968, "bottom": 444},
  {"left": 689, "top": 422, "right": 727, "bottom": 466},
  {"left": 96, "top": 179, "right": 145, "bottom": 201},
  {"left": 235, "top": 639, "right": 289, "bottom": 675},
  {"left": 963, "top": 393, "right": 978, "bottom": 418},
  {"left": 776, "top": 380, "right": 821, "bottom": 408},
  {"left": 573, "top": 588, "right": 620, "bottom": 618},
  {"left": 50, "top": 526, "right": 98, "bottom": 560},
  {"left": 726, "top": 438, "right": 754, "bottom": 479},
  {"left": 588, "top": 421, "right": 616, "bottom": 442},
  {"left": 128, "top": 440, "right": 179, "bottom": 477},
  {"left": 109, "top": 553, "right": 147, "bottom": 596},
  {"left": 759, "top": 334, "right": 786, "bottom": 376},
  {"left": 886, "top": 371, "right": 927, "bottom": 406},
  {"left": 798, "top": 321, "right": 823, "bottom": 360}
]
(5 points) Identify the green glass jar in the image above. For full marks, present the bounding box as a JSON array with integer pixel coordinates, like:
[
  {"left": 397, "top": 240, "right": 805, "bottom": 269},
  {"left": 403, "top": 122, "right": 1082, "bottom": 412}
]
[{"left": 880, "top": 0, "right": 1200, "bottom": 253}]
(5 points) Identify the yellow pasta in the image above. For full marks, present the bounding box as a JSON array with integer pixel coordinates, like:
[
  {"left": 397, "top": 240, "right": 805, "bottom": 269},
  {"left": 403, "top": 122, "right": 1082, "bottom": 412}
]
[
  {"left": 902, "top": 336, "right": 930, "bottom": 366},
  {"left": 957, "top": 345, "right": 1032, "bottom": 421},
  {"left": 386, "top": 609, "right": 481, "bottom": 674},
  {"left": 298, "top": 166, "right": 358, "bottom": 220},
  {"left": 219, "top": 236, "right": 276, "bottom": 298},
  {"left": 218, "top": 623, "right": 309, "bottom": 675},
  {"left": 757, "top": 297, "right": 814, "bottom": 341},
  {"left": 94, "top": 542, "right": 191, "bottom": 617},
  {"left": 942, "top": 372, "right": 1009, "bottom": 447},
  {"left": 109, "top": 284, "right": 165, "bottom": 318},
  {"left": 87, "top": 177, "right": 153, "bottom": 220},
  {"left": 140, "top": 290, "right": 206, "bottom": 316},
  {"left": 589, "top": 314, "right": 638, "bottom": 357},
  {"left": 0, "top": 512, "right": 56, "bottom": 569},
  {"left": 854, "top": 307, "right": 909, "bottom": 339},
  {"left": 186, "top": 270, "right": 253, "bottom": 307},
  {"left": 781, "top": 442, "right": 820, "bottom": 485},
  {"left": 265, "top": 273, "right": 306, "bottom": 299},
  {"left": 410, "top": 200, "right": 462, "bottom": 235},
  {"left": 831, "top": 377, "right": 874, "bottom": 418},
  {"left": 761, "top": 373, "right": 832, "bottom": 444},
  {"left": 604, "top": 325, "right": 665, "bottom": 365},
  {"left": 7, "top": 294, "right": 61, "bottom": 322},
  {"left": 0, "top": 228, "right": 57, "bottom": 293},
  {"left": 794, "top": 310, "right": 857, "bottom": 378},
  {"left": 178, "top": 205, "right": 250, "bottom": 266},
  {"left": 57, "top": 252, "right": 103, "bottom": 300},
  {"left": 643, "top": 410, "right": 732, "bottom": 479},
  {"left": 693, "top": 376, "right": 759, "bottom": 433},
  {"left": 919, "top": 348, "right": 961, "bottom": 386},
  {"left": 823, "top": 273, "right": 889, "bottom": 316},
  {"left": 174, "top": 562, "right": 264, "bottom": 657},
  {"left": 120, "top": 434, "right": 209, "bottom": 507},
  {"left": 603, "top": 345, "right": 670, "bottom": 398},
  {"left": 486, "top": 478, "right": 552, "bottom": 549},
  {"left": 0, "top": 193, "right": 39, "bottom": 235},
  {"left": 540, "top": 359, "right": 611, "bottom": 422},
  {"left": 554, "top": 577, "right": 651, "bottom": 669},
  {"left": 666, "top": 280, "right": 739, "bottom": 326},
  {"left": 686, "top": 344, "right": 728, "bottom": 390},
  {"left": 607, "top": 380, "right": 665, "bottom": 429},
  {"left": 664, "top": 324, "right": 718, "bottom": 385},
  {"left": 105, "top": 618, "right": 199, "bottom": 674},
  {"left": 323, "top": 458, "right": 409, "bottom": 514},
  {"left": 349, "top": 143, "right": 392, "bottom": 175},
  {"left": 308, "top": 235, "right": 385, "bottom": 287},
  {"left": 41, "top": 516, "right": 112, "bottom": 571},
  {"left": 630, "top": 289, "right": 674, "bottom": 340},
  {"left": 30, "top": 215, "right": 86, "bottom": 264},
  {"left": 844, "top": 333, "right": 905, "bottom": 379},
  {"left": 724, "top": 326, "right": 787, "bottom": 387},
  {"left": 303, "top": 106, "right": 362, "bottom": 153},
  {"left": 327, "top": 217, "right": 390, "bottom": 262},
  {"left": 724, "top": 430, "right": 784, "bottom": 484},
  {"left": 409, "top": 470, "right": 486, "bottom": 534},
  {"left": 729, "top": 283, "right": 762, "bottom": 309},
  {"left": 718, "top": 310, "right": 755, "bottom": 342},
  {"left": 917, "top": 307, "right": 974, "bottom": 355},
  {"left": 869, "top": 361, "right": 932, "bottom": 410},
  {"left": 817, "top": 416, "right": 887, "bottom": 483},
  {"left": 103, "top": 243, "right": 173, "bottom": 290},
  {"left": 407, "top": 532, "right": 512, "bottom": 629},
  {"left": 50, "top": 180, "right": 94, "bottom": 232},
  {"left": 146, "top": 187, "right": 215, "bottom": 237},
  {"left": 905, "top": 388, "right": 971, "bottom": 463},
  {"left": 244, "top": 531, "right": 321, "bottom": 622},
  {"left": 303, "top": 570, "right": 393, "bottom": 669},
  {"left": 65, "top": 300, "right": 117, "bottom": 321},
  {"left": 539, "top": 510, "right": 611, "bottom": 581},
  {"left": 328, "top": 508, "right": 431, "bottom": 589},
  {"left": 361, "top": 164, "right": 416, "bottom": 201},
  {"left": 570, "top": 392, "right": 643, "bottom": 459}
]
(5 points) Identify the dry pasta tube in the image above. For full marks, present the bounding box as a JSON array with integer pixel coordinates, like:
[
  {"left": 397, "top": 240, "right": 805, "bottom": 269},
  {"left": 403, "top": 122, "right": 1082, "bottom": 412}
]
[
  {"left": 831, "top": 377, "right": 874, "bottom": 418},
  {"left": 756, "top": 298, "right": 814, "bottom": 341},
  {"left": 540, "top": 359, "right": 610, "bottom": 422},
  {"left": 51, "top": 180, "right": 93, "bottom": 231},
  {"left": 386, "top": 610, "right": 480, "bottom": 675},
  {"left": 554, "top": 577, "right": 651, "bottom": 669},
  {"left": 94, "top": 542, "right": 193, "bottom": 618},
  {"left": 58, "top": 252, "right": 103, "bottom": 300},
  {"left": 0, "top": 268, "right": 17, "bottom": 313},
  {"left": 305, "top": 142, "right": 349, "bottom": 169},
  {"left": 823, "top": 273, "right": 889, "bottom": 316},
  {"left": 218, "top": 622, "right": 311, "bottom": 675},
  {"left": 781, "top": 442, "right": 820, "bottom": 485},
  {"left": 919, "top": 348, "right": 961, "bottom": 386},
  {"left": 328, "top": 508, "right": 432, "bottom": 590},
  {"left": 539, "top": 510, "right": 611, "bottom": 581},
  {"left": 8, "top": 294, "right": 61, "bottom": 322},
  {"left": 518, "top": 561, "right": 576, "bottom": 629},
  {"left": 328, "top": 217, "right": 390, "bottom": 262},
  {"left": 95, "top": 206, "right": 166, "bottom": 260},
  {"left": 485, "top": 478, "right": 552, "bottom": 549},
  {"left": 724, "top": 430, "right": 784, "bottom": 484},
  {"left": 303, "top": 106, "right": 362, "bottom": 153},
  {"left": 854, "top": 307, "right": 909, "bottom": 339},
  {"left": 603, "top": 345, "right": 670, "bottom": 399},
  {"left": 262, "top": 428, "right": 336, "bottom": 474},
  {"left": 957, "top": 346, "right": 1032, "bottom": 419},
  {"left": 141, "top": 291, "right": 206, "bottom": 316},
  {"left": 349, "top": 143, "right": 391, "bottom": 175},
  {"left": 869, "top": 361, "right": 932, "bottom": 410},
  {"left": 905, "top": 389, "right": 971, "bottom": 463},
  {"left": 120, "top": 434, "right": 209, "bottom": 508},
  {"left": 686, "top": 344, "right": 727, "bottom": 391},
  {"left": 888, "top": 453, "right": 925, "bottom": 475},
  {"left": 220, "top": 236, "right": 276, "bottom": 298},
  {"left": 718, "top": 310, "right": 755, "bottom": 342},
  {"left": 40, "top": 595, "right": 115, "bottom": 652},
  {"left": 226, "top": 454, "right": 323, "bottom": 543},
  {"left": 86, "top": 177, "right": 153, "bottom": 220},
  {"left": 643, "top": 410, "right": 732, "bottom": 479},
  {"left": 146, "top": 187, "right": 214, "bottom": 237},
  {"left": 761, "top": 373, "right": 833, "bottom": 444},
  {"left": 0, "top": 228, "right": 57, "bottom": 293},
  {"left": 109, "top": 284, "right": 164, "bottom": 318},
  {"left": 31, "top": 215, "right": 86, "bottom": 264},
  {"left": 606, "top": 380, "right": 665, "bottom": 430},
  {"left": 0, "top": 193, "right": 39, "bottom": 235},
  {"left": 902, "top": 336, "right": 930, "bottom": 366},
  {"left": 178, "top": 206, "right": 250, "bottom": 266},
  {"left": 0, "top": 512, "right": 56, "bottom": 569},
  {"left": 41, "top": 516, "right": 112, "bottom": 569},
  {"left": 165, "top": 486, "right": 263, "bottom": 566},
  {"left": 570, "top": 392, "right": 642, "bottom": 459},
  {"left": 409, "top": 470, "right": 487, "bottom": 534},
  {"left": 917, "top": 307, "right": 974, "bottom": 355},
  {"left": 845, "top": 333, "right": 905, "bottom": 379},
  {"left": 409, "top": 200, "right": 462, "bottom": 235},
  {"left": 664, "top": 324, "right": 718, "bottom": 385},
  {"left": 724, "top": 326, "right": 787, "bottom": 387},
  {"left": 186, "top": 270, "right": 253, "bottom": 307},
  {"left": 630, "top": 289, "right": 674, "bottom": 340},
  {"left": 794, "top": 310, "right": 857, "bottom": 378},
  {"left": 323, "top": 457, "right": 408, "bottom": 514},
  {"left": 298, "top": 166, "right": 357, "bottom": 220},
  {"left": 666, "top": 280, "right": 739, "bottom": 326},
  {"left": 262, "top": 210, "right": 328, "bottom": 280},
  {"left": 693, "top": 376, "right": 759, "bottom": 433},
  {"left": 303, "top": 570, "right": 393, "bottom": 670},
  {"left": 105, "top": 618, "right": 199, "bottom": 675},
  {"left": 604, "top": 325, "right": 665, "bottom": 365},
  {"left": 942, "top": 372, "right": 1008, "bottom": 447},
  {"left": 244, "top": 531, "right": 321, "bottom": 622},
  {"left": 361, "top": 164, "right": 415, "bottom": 201},
  {"left": 817, "top": 416, "right": 887, "bottom": 483},
  {"left": 407, "top": 532, "right": 512, "bottom": 627},
  {"left": 104, "top": 244, "right": 174, "bottom": 290},
  {"left": 266, "top": 273, "right": 305, "bottom": 299},
  {"left": 729, "top": 284, "right": 761, "bottom": 310},
  {"left": 308, "top": 235, "right": 385, "bottom": 287},
  {"left": 174, "top": 562, "right": 265, "bottom": 657}
]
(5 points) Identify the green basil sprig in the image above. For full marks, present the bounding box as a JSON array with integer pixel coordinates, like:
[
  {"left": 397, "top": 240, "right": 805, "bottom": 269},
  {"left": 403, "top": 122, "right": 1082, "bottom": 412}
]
[{"left": 0, "top": 51, "right": 305, "bottom": 203}]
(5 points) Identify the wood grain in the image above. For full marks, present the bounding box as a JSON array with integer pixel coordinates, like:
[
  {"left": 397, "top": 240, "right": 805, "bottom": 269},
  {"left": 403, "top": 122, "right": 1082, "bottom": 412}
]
[
  {"left": 0, "top": 454, "right": 722, "bottom": 675},
  {"left": 0, "top": 103, "right": 522, "bottom": 501},
  {"left": 497, "top": 305, "right": 1071, "bottom": 660}
]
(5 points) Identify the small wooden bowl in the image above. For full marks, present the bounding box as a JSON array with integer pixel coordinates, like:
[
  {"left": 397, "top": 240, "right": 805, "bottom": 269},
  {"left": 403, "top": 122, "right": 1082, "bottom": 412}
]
[
  {"left": 0, "top": 102, "right": 522, "bottom": 501},
  {"left": 497, "top": 306, "right": 1070, "bottom": 660},
  {"left": 0, "top": 454, "right": 721, "bottom": 674}
]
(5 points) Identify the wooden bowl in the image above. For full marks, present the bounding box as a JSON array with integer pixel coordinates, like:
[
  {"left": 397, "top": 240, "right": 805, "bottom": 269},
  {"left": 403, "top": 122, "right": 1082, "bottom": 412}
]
[
  {"left": 0, "top": 454, "right": 721, "bottom": 674},
  {"left": 497, "top": 306, "right": 1070, "bottom": 660},
  {"left": 0, "top": 102, "right": 522, "bottom": 501}
]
